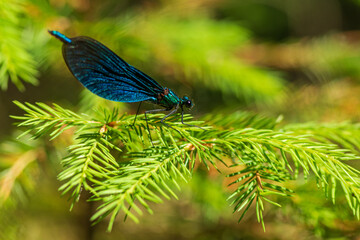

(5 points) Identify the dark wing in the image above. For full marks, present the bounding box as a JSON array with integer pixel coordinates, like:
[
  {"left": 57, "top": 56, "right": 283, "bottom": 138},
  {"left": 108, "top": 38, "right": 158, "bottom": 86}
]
[{"left": 62, "top": 36, "right": 164, "bottom": 103}]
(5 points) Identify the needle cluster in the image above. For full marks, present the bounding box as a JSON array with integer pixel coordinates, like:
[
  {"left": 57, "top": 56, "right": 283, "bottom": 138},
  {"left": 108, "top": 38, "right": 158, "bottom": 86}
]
[{"left": 7, "top": 101, "right": 360, "bottom": 231}]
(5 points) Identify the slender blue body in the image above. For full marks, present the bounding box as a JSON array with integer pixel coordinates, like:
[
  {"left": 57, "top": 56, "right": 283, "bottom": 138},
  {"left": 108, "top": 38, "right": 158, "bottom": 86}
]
[
  {"left": 49, "top": 31, "right": 72, "bottom": 44},
  {"left": 48, "top": 30, "right": 192, "bottom": 111}
]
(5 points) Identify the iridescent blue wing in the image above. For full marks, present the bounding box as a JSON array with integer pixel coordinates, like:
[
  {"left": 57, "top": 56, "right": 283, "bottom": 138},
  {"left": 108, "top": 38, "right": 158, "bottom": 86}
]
[{"left": 62, "top": 36, "right": 164, "bottom": 102}]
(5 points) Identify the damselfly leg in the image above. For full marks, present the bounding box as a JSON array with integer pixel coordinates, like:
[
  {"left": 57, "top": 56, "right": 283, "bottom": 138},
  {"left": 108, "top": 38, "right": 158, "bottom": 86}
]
[{"left": 132, "top": 101, "right": 143, "bottom": 126}]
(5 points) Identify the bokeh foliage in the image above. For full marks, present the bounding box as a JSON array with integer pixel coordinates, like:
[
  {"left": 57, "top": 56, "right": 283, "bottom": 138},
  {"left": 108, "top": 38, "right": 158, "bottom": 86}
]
[{"left": 1, "top": 0, "right": 360, "bottom": 239}]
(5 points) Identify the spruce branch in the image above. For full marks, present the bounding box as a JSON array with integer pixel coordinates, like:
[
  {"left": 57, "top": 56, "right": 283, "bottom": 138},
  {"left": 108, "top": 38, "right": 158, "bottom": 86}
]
[
  {"left": 187, "top": 127, "right": 360, "bottom": 224},
  {"left": 58, "top": 137, "right": 121, "bottom": 208},
  {"left": 91, "top": 146, "right": 191, "bottom": 231},
  {"left": 282, "top": 122, "right": 360, "bottom": 154},
  {"left": 13, "top": 101, "right": 360, "bottom": 230},
  {"left": 11, "top": 101, "right": 105, "bottom": 139},
  {"left": 227, "top": 163, "right": 293, "bottom": 231}
]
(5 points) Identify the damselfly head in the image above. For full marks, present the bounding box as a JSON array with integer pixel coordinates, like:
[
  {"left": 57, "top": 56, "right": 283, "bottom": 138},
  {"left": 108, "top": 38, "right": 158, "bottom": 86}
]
[{"left": 181, "top": 96, "right": 193, "bottom": 109}]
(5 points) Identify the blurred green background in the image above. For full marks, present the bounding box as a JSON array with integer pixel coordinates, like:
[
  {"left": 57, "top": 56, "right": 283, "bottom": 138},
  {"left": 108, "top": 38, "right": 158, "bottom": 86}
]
[{"left": 1, "top": 0, "right": 360, "bottom": 239}]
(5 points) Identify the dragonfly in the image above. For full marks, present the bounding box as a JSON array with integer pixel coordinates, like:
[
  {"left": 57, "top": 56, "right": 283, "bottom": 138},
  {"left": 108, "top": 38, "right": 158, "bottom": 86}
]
[{"left": 48, "top": 30, "right": 201, "bottom": 139}]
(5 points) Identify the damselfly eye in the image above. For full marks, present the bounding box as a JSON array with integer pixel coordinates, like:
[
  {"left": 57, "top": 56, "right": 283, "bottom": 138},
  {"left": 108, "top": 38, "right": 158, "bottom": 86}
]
[{"left": 185, "top": 100, "right": 192, "bottom": 108}]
